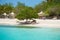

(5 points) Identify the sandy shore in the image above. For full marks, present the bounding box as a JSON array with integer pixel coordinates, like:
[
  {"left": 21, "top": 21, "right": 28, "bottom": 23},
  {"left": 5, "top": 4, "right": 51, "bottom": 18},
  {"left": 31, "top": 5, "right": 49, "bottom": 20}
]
[
  {"left": 20, "top": 19, "right": 60, "bottom": 28},
  {"left": 0, "top": 18, "right": 60, "bottom": 28},
  {"left": 0, "top": 18, "right": 18, "bottom": 25}
]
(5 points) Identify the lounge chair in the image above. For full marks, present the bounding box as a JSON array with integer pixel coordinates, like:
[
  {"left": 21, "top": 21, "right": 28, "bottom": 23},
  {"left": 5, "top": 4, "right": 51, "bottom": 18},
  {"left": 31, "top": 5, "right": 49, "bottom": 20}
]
[
  {"left": 31, "top": 20, "right": 36, "bottom": 24},
  {"left": 20, "top": 21, "right": 31, "bottom": 24}
]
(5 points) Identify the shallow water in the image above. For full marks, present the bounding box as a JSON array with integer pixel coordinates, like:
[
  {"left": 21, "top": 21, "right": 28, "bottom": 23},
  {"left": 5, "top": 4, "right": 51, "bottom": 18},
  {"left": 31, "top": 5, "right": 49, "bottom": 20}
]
[{"left": 0, "top": 25, "right": 60, "bottom": 40}]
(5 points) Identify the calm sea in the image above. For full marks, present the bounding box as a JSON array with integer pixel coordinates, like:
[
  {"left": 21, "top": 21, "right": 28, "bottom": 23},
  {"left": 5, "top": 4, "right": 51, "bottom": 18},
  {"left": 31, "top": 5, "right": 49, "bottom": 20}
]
[{"left": 0, "top": 25, "right": 60, "bottom": 40}]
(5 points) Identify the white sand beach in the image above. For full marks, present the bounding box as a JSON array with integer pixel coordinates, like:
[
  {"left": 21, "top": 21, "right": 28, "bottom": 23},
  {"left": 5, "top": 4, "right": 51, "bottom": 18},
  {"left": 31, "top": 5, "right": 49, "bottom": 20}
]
[
  {"left": 0, "top": 18, "right": 60, "bottom": 28},
  {"left": 0, "top": 18, "right": 18, "bottom": 25},
  {"left": 21, "top": 19, "right": 60, "bottom": 28}
]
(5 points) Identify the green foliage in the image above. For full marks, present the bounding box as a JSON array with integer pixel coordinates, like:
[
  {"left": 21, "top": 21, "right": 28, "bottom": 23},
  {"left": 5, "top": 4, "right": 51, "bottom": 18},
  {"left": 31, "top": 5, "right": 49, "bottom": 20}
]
[
  {"left": 0, "top": 2, "right": 38, "bottom": 19},
  {"left": 0, "top": 3, "right": 14, "bottom": 14},
  {"left": 1, "top": 0, "right": 60, "bottom": 19},
  {"left": 15, "top": 2, "right": 38, "bottom": 20},
  {"left": 46, "top": 5, "right": 60, "bottom": 16},
  {"left": 13, "top": 2, "right": 25, "bottom": 15},
  {"left": 16, "top": 6, "right": 38, "bottom": 20},
  {"left": 35, "top": 0, "right": 60, "bottom": 17}
]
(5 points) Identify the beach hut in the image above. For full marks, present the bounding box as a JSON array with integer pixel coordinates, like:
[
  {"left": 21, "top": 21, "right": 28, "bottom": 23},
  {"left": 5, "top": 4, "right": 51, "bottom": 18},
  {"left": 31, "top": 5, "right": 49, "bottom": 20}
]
[
  {"left": 38, "top": 11, "right": 45, "bottom": 19},
  {"left": 3, "top": 13, "right": 7, "bottom": 18},
  {"left": 9, "top": 12, "right": 15, "bottom": 18}
]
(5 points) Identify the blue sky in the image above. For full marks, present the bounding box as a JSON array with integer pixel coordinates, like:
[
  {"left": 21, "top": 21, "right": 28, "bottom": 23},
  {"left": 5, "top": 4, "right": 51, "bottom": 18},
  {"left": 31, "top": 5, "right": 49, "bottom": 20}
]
[{"left": 0, "top": 0, "right": 43, "bottom": 7}]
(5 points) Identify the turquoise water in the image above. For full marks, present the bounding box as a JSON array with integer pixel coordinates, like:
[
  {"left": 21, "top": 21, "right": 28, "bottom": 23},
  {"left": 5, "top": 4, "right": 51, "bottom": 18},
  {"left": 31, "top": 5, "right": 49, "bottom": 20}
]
[{"left": 0, "top": 25, "right": 60, "bottom": 40}]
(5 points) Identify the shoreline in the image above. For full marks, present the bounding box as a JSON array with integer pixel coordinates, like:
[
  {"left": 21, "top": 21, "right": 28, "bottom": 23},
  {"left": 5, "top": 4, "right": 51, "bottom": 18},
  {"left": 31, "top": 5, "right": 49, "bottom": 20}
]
[{"left": 0, "top": 18, "right": 60, "bottom": 28}]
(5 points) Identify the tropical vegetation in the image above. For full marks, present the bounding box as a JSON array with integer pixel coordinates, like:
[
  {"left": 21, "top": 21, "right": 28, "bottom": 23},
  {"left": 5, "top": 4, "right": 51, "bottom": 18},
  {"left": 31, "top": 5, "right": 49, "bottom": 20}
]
[{"left": 0, "top": 0, "right": 60, "bottom": 19}]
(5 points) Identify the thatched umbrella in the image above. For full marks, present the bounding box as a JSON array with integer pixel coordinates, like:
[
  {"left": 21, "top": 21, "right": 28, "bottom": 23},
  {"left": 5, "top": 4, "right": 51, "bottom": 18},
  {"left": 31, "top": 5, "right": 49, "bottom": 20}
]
[
  {"left": 9, "top": 12, "right": 15, "bottom": 18},
  {"left": 3, "top": 13, "right": 7, "bottom": 18},
  {"left": 38, "top": 11, "right": 45, "bottom": 19},
  {"left": 38, "top": 11, "right": 44, "bottom": 16}
]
